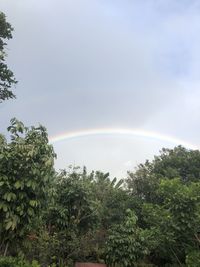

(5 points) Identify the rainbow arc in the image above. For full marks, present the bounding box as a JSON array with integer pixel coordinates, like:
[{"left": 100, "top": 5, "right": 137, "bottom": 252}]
[{"left": 49, "top": 128, "right": 198, "bottom": 150}]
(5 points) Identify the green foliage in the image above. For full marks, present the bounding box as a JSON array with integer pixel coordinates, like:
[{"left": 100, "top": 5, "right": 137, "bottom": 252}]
[
  {"left": 127, "top": 146, "right": 200, "bottom": 202},
  {"left": 25, "top": 167, "right": 102, "bottom": 266},
  {"left": 1, "top": 115, "right": 200, "bottom": 267},
  {"left": 126, "top": 146, "right": 200, "bottom": 265},
  {"left": 91, "top": 171, "right": 130, "bottom": 228},
  {"left": 153, "top": 146, "right": 200, "bottom": 183},
  {"left": 23, "top": 167, "right": 131, "bottom": 266},
  {"left": 0, "top": 118, "right": 56, "bottom": 255},
  {"left": 0, "top": 257, "right": 40, "bottom": 267},
  {"left": 105, "top": 210, "right": 148, "bottom": 267},
  {"left": 186, "top": 250, "right": 200, "bottom": 267},
  {"left": 158, "top": 178, "right": 200, "bottom": 244},
  {"left": 23, "top": 228, "right": 68, "bottom": 267},
  {"left": 0, "top": 12, "right": 17, "bottom": 102},
  {"left": 46, "top": 167, "right": 100, "bottom": 232},
  {"left": 137, "top": 179, "right": 200, "bottom": 265}
]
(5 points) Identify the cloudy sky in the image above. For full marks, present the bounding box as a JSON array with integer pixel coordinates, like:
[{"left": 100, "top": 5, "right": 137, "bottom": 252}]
[{"left": 1, "top": 0, "right": 200, "bottom": 177}]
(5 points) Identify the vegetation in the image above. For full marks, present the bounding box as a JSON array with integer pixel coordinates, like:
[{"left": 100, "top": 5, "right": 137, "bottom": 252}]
[
  {"left": 0, "top": 118, "right": 55, "bottom": 256},
  {"left": 0, "top": 12, "right": 17, "bottom": 102},
  {"left": 1, "top": 121, "right": 200, "bottom": 266},
  {"left": 1, "top": 9, "right": 200, "bottom": 267}
]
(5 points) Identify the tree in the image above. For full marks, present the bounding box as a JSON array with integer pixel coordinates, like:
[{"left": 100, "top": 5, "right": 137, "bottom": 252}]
[
  {"left": 126, "top": 146, "right": 200, "bottom": 203},
  {"left": 45, "top": 167, "right": 100, "bottom": 233},
  {"left": 91, "top": 171, "right": 128, "bottom": 228},
  {"left": 126, "top": 146, "right": 200, "bottom": 265},
  {"left": 29, "top": 169, "right": 130, "bottom": 266},
  {"left": 105, "top": 209, "right": 147, "bottom": 267},
  {"left": 0, "top": 118, "right": 56, "bottom": 255},
  {"left": 138, "top": 178, "right": 200, "bottom": 265},
  {"left": 0, "top": 12, "right": 17, "bottom": 102},
  {"left": 37, "top": 167, "right": 101, "bottom": 266}
]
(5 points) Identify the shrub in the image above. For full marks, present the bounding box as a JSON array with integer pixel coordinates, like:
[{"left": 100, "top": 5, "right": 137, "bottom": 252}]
[
  {"left": 0, "top": 257, "right": 40, "bottom": 267},
  {"left": 186, "top": 250, "right": 200, "bottom": 267}
]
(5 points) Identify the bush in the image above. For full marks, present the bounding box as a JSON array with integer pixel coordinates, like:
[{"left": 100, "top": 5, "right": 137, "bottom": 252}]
[
  {"left": 0, "top": 257, "right": 40, "bottom": 267},
  {"left": 186, "top": 250, "right": 200, "bottom": 267}
]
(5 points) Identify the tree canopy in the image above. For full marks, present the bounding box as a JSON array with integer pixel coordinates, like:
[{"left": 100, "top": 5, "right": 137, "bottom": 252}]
[
  {"left": 0, "top": 118, "right": 56, "bottom": 256},
  {"left": 0, "top": 124, "right": 200, "bottom": 266},
  {"left": 0, "top": 12, "right": 17, "bottom": 102}
]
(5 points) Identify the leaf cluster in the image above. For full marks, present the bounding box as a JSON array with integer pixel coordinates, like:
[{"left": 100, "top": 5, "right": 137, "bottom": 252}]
[{"left": 0, "top": 12, "right": 17, "bottom": 102}]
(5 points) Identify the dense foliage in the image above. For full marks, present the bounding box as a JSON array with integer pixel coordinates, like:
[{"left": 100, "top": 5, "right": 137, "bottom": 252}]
[
  {"left": 0, "top": 12, "right": 17, "bottom": 102},
  {"left": 0, "top": 118, "right": 56, "bottom": 256},
  {"left": 1, "top": 123, "right": 200, "bottom": 267},
  {"left": 0, "top": 257, "right": 40, "bottom": 267}
]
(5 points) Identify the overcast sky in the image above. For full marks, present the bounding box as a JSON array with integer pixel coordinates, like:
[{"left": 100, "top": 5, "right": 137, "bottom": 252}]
[{"left": 1, "top": 0, "right": 200, "bottom": 177}]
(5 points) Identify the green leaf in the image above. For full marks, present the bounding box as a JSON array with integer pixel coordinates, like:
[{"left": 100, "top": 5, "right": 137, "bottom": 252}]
[
  {"left": 14, "top": 180, "right": 21, "bottom": 189},
  {"left": 5, "top": 221, "right": 13, "bottom": 230},
  {"left": 29, "top": 200, "right": 38, "bottom": 207},
  {"left": 3, "top": 204, "right": 8, "bottom": 212}
]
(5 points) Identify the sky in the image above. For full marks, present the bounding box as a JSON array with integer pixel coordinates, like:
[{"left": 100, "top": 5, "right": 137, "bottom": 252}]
[{"left": 1, "top": 0, "right": 200, "bottom": 178}]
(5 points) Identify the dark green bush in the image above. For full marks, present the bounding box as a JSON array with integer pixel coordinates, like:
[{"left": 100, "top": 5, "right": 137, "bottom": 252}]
[
  {"left": 0, "top": 257, "right": 16, "bottom": 267},
  {"left": 0, "top": 257, "right": 40, "bottom": 267},
  {"left": 186, "top": 250, "right": 200, "bottom": 267}
]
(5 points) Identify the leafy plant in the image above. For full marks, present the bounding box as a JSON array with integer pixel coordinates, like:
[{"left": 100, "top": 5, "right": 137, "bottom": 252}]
[
  {"left": 0, "top": 118, "right": 56, "bottom": 255},
  {"left": 186, "top": 250, "right": 200, "bottom": 267},
  {"left": 0, "top": 12, "right": 17, "bottom": 102},
  {"left": 105, "top": 209, "right": 147, "bottom": 267},
  {"left": 0, "top": 257, "right": 40, "bottom": 267}
]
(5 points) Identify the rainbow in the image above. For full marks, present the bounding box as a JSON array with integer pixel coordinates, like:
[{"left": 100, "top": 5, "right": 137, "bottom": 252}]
[{"left": 49, "top": 128, "right": 198, "bottom": 150}]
